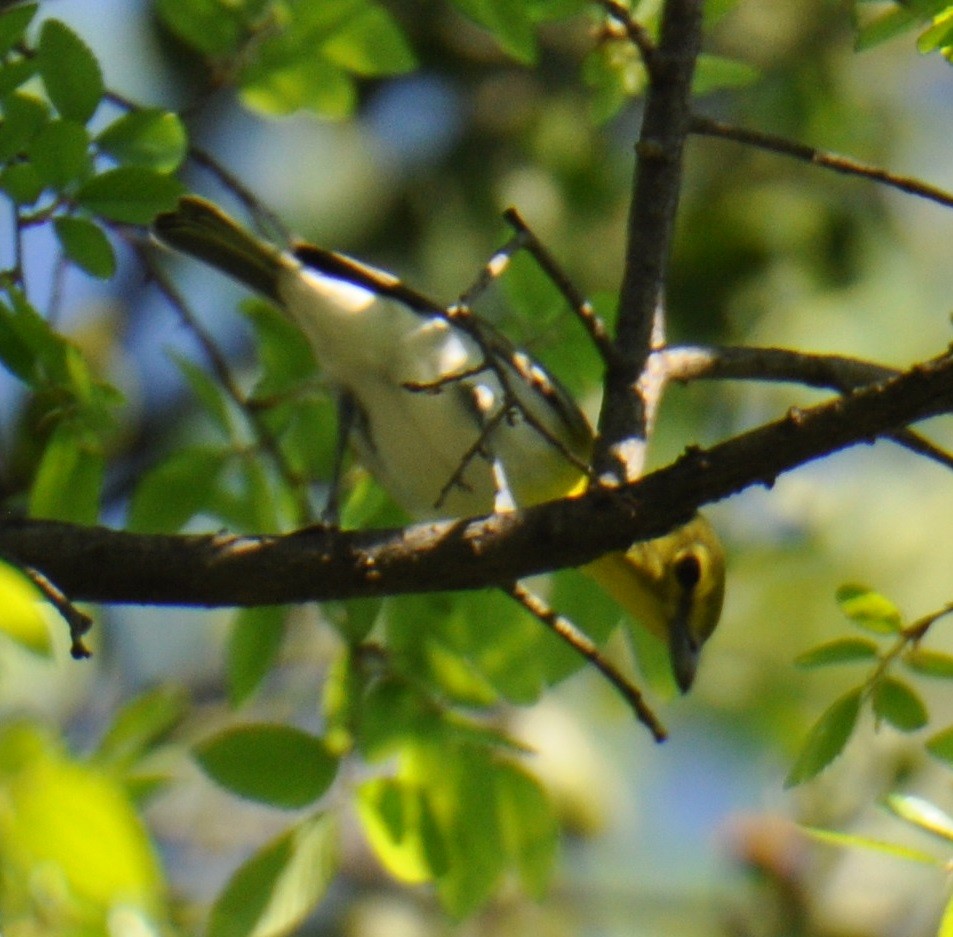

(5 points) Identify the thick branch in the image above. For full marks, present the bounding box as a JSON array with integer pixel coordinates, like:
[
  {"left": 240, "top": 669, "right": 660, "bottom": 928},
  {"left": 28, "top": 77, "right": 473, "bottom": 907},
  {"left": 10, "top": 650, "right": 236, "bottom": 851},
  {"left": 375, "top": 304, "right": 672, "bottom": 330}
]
[
  {"left": 2, "top": 349, "right": 951, "bottom": 608},
  {"left": 594, "top": 0, "right": 703, "bottom": 484}
]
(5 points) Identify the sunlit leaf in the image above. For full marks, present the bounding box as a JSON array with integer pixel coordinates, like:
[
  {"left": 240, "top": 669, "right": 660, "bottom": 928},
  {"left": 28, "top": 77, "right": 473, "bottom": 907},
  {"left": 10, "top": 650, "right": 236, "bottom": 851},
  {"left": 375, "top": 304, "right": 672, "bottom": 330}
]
[
  {"left": 0, "top": 561, "right": 51, "bottom": 656},
  {"left": 1, "top": 751, "right": 163, "bottom": 911},
  {"left": 356, "top": 776, "right": 439, "bottom": 883},
  {"left": 785, "top": 687, "right": 862, "bottom": 787},
  {"left": 795, "top": 636, "right": 880, "bottom": 667},
  {"left": 799, "top": 824, "right": 943, "bottom": 865},
  {"left": 37, "top": 19, "right": 103, "bottom": 123},
  {"left": 904, "top": 648, "right": 953, "bottom": 678},
  {"left": 835, "top": 584, "right": 903, "bottom": 634},
  {"left": 322, "top": 5, "right": 416, "bottom": 75},
  {"left": 885, "top": 793, "right": 953, "bottom": 843},
  {"left": 940, "top": 889, "right": 953, "bottom": 937},
  {"left": 239, "top": 54, "right": 357, "bottom": 119},
  {"left": 194, "top": 723, "right": 338, "bottom": 809},
  {"left": 207, "top": 813, "right": 339, "bottom": 937},
  {"left": 917, "top": 8, "right": 953, "bottom": 52},
  {"left": 872, "top": 677, "right": 928, "bottom": 732}
]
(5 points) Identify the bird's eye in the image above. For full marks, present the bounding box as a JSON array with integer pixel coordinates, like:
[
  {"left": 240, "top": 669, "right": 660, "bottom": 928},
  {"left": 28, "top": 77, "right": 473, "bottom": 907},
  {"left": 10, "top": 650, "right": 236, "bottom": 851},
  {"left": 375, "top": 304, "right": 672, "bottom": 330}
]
[{"left": 674, "top": 553, "right": 702, "bottom": 590}]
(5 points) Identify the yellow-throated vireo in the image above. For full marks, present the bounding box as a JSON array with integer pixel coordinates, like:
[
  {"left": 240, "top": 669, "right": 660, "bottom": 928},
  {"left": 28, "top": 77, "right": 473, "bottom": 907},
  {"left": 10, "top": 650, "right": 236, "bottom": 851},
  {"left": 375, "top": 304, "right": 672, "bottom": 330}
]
[{"left": 153, "top": 196, "right": 725, "bottom": 691}]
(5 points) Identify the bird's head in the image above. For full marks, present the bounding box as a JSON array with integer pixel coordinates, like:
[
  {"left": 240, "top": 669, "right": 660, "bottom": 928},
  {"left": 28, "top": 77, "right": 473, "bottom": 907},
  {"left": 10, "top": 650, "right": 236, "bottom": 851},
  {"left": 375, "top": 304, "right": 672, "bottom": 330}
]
[{"left": 583, "top": 514, "right": 725, "bottom": 692}]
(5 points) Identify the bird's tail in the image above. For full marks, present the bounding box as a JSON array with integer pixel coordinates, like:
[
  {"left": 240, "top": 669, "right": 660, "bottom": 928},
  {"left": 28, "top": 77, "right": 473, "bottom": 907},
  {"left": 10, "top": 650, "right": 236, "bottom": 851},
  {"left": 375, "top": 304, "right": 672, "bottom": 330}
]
[{"left": 153, "top": 196, "right": 285, "bottom": 301}]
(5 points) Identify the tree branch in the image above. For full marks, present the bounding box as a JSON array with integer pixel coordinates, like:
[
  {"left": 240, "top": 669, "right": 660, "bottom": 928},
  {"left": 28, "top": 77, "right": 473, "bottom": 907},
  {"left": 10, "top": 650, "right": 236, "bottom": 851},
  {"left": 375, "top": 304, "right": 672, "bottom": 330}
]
[
  {"left": 691, "top": 115, "right": 953, "bottom": 211},
  {"left": 2, "top": 348, "right": 951, "bottom": 609},
  {"left": 594, "top": 0, "right": 703, "bottom": 484}
]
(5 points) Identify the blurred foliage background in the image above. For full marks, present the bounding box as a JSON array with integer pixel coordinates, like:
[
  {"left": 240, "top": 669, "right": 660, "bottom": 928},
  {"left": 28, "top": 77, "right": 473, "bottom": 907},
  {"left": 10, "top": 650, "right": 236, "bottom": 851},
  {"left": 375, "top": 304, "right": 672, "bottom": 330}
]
[{"left": 1, "top": 0, "right": 953, "bottom": 935}]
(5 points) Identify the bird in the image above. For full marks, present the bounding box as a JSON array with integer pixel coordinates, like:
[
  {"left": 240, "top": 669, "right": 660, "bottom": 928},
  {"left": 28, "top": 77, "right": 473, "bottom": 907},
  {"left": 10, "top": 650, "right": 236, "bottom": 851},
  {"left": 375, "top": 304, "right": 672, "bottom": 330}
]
[{"left": 153, "top": 195, "right": 725, "bottom": 693}]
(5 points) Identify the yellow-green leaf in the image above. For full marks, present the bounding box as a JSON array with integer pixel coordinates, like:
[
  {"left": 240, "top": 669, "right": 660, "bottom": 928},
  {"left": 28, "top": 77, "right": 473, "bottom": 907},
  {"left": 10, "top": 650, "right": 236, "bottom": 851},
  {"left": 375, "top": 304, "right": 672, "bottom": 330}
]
[
  {"left": 835, "top": 584, "right": 903, "bottom": 634},
  {"left": 786, "top": 687, "right": 862, "bottom": 787},
  {"left": 0, "top": 561, "right": 51, "bottom": 656}
]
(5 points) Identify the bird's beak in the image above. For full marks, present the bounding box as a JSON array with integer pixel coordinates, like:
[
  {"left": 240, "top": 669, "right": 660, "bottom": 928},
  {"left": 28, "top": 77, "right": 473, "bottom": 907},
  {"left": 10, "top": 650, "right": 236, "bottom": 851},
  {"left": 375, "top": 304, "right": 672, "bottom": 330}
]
[{"left": 669, "top": 600, "right": 699, "bottom": 694}]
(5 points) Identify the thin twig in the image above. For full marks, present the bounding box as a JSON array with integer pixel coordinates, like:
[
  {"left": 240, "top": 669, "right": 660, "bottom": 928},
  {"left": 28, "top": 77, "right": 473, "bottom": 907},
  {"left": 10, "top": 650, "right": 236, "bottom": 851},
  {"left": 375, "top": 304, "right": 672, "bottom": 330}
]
[
  {"left": 597, "top": 0, "right": 658, "bottom": 74},
  {"left": 21, "top": 564, "right": 92, "bottom": 659},
  {"left": 593, "top": 0, "right": 703, "bottom": 485},
  {"left": 661, "top": 344, "right": 953, "bottom": 471},
  {"left": 506, "top": 582, "right": 667, "bottom": 741},
  {"left": 691, "top": 115, "right": 953, "bottom": 211},
  {"left": 502, "top": 208, "right": 617, "bottom": 365}
]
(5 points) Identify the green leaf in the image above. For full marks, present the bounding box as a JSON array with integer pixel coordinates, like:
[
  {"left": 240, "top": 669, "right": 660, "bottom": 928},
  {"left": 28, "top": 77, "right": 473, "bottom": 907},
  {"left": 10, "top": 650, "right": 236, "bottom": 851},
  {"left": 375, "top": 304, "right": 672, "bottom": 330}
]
[
  {"left": 54, "top": 216, "right": 116, "bottom": 279},
  {"left": 239, "top": 54, "right": 356, "bottom": 119},
  {"left": 918, "top": 9, "right": 953, "bottom": 52},
  {"left": 27, "top": 119, "right": 91, "bottom": 188},
  {"left": 207, "top": 813, "right": 339, "bottom": 937},
  {"left": 0, "top": 3, "right": 37, "bottom": 58},
  {"left": 0, "top": 92, "right": 49, "bottom": 161},
  {"left": 3, "top": 748, "right": 163, "bottom": 908},
  {"left": 785, "top": 687, "right": 862, "bottom": 787},
  {"left": 795, "top": 637, "right": 880, "bottom": 667},
  {"left": 322, "top": 6, "right": 416, "bottom": 76},
  {"left": 227, "top": 606, "right": 288, "bottom": 707},
  {"left": 0, "top": 295, "right": 45, "bottom": 383},
  {"left": 357, "top": 776, "right": 441, "bottom": 884},
  {"left": 940, "top": 892, "right": 953, "bottom": 937},
  {"left": 872, "top": 678, "right": 927, "bottom": 732},
  {"left": 884, "top": 793, "right": 953, "bottom": 843},
  {"left": 0, "top": 561, "right": 51, "bottom": 657},
  {"left": 328, "top": 596, "right": 382, "bottom": 644},
  {"left": 29, "top": 423, "right": 103, "bottom": 524},
  {"left": 495, "top": 761, "right": 557, "bottom": 898},
  {"left": 94, "top": 685, "right": 189, "bottom": 771},
  {"left": 127, "top": 446, "right": 228, "bottom": 533},
  {"left": 96, "top": 109, "right": 188, "bottom": 172},
  {"left": 75, "top": 166, "right": 185, "bottom": 224},
  {"left": 0, "top": 58, "right": 37, "bottom": 97},
  {"left": 37, "top": 19, "right": 103, "bottom": 123},
  {"left": 194, "top": 724, "right": 338, "bottom": 809},
  {"left": 904, "top": 648, "right": 953, "bottom": 678},
  {"left": 925, "top": 725, "right": 953, "bottom": 765},
  {"left": 171, "top": 354, "right": 233, "bottom": 438},
  {"left": 156, "top": 0, "right": 256, "bottom": 58},
  {"left": 835, "top": 584, "right": 903, "bottom": 634},
  {"left": 799, "top": 824, "right": 943, "bottom": 866},
  {"left": 855, "top": 8, "right": 921, "bottom": 51},
  {"left": 692, "top": 53, "right": 759, "bottom": 94},
  {"left": 0, "top": 161, "right": 42, "bottom": 205},
  {"left": 450, "top": 0, "right": 538, "bottom": 62}
]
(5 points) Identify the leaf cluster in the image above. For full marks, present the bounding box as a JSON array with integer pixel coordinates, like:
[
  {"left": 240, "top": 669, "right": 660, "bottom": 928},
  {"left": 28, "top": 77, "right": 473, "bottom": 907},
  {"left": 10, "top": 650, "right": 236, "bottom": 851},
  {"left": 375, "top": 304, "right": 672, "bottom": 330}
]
[{"left": 788, "top": 586, "right": 953, "bottom": 786}]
